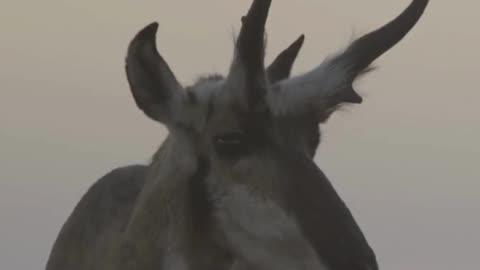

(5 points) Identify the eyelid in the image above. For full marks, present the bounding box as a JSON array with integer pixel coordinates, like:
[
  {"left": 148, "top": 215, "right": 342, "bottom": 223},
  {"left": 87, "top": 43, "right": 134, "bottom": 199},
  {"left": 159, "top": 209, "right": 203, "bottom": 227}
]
[
  {"left": 215, "top": 132, "right": 245, "bottom": 144},
  {"left": 213, "top": 131, "right": 255, "bottom": 160}
]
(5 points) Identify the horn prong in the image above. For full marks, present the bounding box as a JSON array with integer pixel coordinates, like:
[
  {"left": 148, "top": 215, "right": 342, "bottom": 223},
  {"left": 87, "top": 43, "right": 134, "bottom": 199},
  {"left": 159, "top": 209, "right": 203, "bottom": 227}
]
[{"left": 267, "top": 34, "right": 305, "bottom": 83}]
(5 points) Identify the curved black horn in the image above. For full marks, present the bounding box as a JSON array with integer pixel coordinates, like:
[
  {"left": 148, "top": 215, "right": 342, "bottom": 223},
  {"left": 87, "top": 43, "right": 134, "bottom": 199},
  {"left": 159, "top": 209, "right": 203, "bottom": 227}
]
[
  {"left": 229, "top": 0, "right": 272, "bottom": 107},
  {"left": 267, "top": 35, "right": 305, "bottom": 84},
  {"left": 341, "top": 0, "right": 429, "bottom": 75},
  {"left": 236, "top": 0, "right": 271, "bottom": 71}
]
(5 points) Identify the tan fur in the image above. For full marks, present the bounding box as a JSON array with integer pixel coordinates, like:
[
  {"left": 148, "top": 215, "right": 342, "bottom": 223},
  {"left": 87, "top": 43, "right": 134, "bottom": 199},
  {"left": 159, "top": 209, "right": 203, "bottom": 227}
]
[{"left": 46, "top": 1, "right": 428, "bottom": 270}]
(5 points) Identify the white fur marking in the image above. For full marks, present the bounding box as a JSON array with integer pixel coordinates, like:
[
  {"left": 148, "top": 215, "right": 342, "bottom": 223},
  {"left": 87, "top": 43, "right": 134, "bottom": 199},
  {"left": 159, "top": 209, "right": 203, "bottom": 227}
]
[
  {"left": 214, "top": 184, "right": 327, "bottom": 270},
  {"left": 267, "top": 49, "right": 351, "bottom": 116},
  {"left": 162, "top": 251, "right": 190, "bottom": 270}
]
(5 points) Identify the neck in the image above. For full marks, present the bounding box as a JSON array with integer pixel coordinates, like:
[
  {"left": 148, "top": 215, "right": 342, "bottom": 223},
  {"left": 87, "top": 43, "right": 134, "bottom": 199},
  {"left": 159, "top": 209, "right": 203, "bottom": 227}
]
[
  {"left": 106, "top": 135, "right": 198, "bottom": 269},
  {"left": 109, "top": 135, "right": 231, "bottom": 270},
  {"left": 128, "top": 134, "right": 198, "bottom": 232}
]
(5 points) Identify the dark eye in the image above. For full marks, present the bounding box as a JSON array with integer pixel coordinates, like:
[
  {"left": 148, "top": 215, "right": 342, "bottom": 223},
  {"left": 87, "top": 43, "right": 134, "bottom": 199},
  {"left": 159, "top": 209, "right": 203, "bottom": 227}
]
[{"left": 213, "top": 132, "right": 250, "bottom": 159}]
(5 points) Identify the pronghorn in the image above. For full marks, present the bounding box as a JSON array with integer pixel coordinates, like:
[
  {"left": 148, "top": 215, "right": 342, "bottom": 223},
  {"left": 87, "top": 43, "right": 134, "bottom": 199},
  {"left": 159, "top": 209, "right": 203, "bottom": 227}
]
[
  {"left": 46, "top": 24, "right": 307, "bottom": 270},
  {"left": 46, "top": 1, "right": 429, "bottom": 270},
  {"left": 46, "top": 24, "right": 306, "bottom": 270}
]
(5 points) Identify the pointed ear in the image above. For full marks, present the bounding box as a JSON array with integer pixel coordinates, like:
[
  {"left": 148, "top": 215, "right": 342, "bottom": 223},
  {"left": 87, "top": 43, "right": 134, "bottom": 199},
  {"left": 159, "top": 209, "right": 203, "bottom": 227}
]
[
  {"left": 267, "top": 0, "right": 429, "bottom": 122},
  {"left": 125, "top": 22, "right": 184, "bottom": 124},
  {"left": 267, "top": 34, "right": 305, "bottom": 84}
]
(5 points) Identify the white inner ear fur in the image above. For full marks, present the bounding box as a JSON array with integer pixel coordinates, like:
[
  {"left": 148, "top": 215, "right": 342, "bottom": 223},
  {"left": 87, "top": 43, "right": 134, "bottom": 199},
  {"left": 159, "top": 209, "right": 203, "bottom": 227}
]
[{"left": 266, "top": 49, "right": 351, "bottom": 116}]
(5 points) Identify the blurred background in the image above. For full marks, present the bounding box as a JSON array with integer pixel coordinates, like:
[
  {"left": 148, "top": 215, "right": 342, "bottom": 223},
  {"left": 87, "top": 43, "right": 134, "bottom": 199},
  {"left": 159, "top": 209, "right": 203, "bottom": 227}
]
[{"left": 0, "top": 0, "right": 478, "bottom": 269}]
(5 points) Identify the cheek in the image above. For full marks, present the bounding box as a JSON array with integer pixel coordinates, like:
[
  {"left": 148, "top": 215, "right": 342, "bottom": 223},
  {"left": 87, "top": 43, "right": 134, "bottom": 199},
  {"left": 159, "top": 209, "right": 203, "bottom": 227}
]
[
  {"left": 273, "top": 119, "right": 320, "bottom": 158},
  {"left": 230, "top": 157, "right": 278, "bottom": 187}
]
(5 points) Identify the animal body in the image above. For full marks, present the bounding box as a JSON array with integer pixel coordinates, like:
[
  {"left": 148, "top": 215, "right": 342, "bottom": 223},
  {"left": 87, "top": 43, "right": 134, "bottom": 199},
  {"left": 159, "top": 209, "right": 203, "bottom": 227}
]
[{"left": 45, "top": 1, "right": 429, "bottom": 270}]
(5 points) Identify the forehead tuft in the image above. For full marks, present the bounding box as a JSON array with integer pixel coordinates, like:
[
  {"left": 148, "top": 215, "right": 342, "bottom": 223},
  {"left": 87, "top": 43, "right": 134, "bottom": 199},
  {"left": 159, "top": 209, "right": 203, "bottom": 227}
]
[
  {"left": 184, "top": 74, "right": 225, "bottom": 104},
  {"left": 195, "top": 74, "right": 225, "bottom": 85}
]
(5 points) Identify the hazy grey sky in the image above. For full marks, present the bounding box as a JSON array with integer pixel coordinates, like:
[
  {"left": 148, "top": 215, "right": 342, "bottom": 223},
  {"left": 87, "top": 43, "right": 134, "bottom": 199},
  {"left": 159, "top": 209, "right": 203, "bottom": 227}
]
[{"left": 0, "top": 1, "right": 478, "bottom": 269}]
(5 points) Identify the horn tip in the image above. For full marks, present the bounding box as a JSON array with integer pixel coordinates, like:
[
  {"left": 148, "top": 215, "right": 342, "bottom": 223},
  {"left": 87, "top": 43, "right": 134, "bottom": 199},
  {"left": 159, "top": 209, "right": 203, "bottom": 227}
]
[
  {"left": 146, "top": 22, "right": 159, "bottom": 31},
  {"left": 295, "top": 34, "right": 306, "bottom": 47},
  {"left": 135, "top": 22, "right": 159, "bottom": 42},
  {"left": 286, "top": 34, "right": 305, "bottom": 58}
]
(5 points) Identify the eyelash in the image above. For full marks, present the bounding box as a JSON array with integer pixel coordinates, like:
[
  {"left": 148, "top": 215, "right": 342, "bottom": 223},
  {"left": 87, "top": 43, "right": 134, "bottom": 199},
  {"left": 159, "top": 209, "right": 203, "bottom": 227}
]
[{"left": 213, "top": 132, "right": 251, "bottom": 159}]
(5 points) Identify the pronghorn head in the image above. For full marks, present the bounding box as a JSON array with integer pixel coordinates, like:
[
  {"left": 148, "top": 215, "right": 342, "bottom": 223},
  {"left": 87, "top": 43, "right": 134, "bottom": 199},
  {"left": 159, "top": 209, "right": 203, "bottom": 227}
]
[
  {"left": 125, "top": 0, "right": 428, "bottom": 269},
  {"left": 126, "top": 0, "right": 429, "bottom": 161}
]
